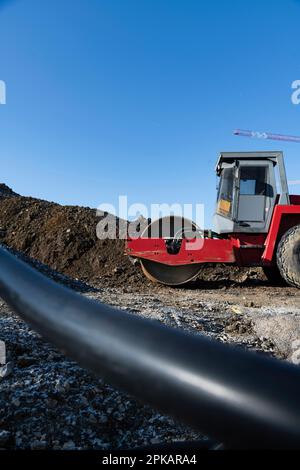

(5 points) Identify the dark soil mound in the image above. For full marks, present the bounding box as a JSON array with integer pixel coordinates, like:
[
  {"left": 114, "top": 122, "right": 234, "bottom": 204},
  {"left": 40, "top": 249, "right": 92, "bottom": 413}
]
[
  {"left": 0, "top": 189, "right": 141, "bottom": 286},
  {"left": 0, "top": 184, "right": 19, "bottom": 199}
]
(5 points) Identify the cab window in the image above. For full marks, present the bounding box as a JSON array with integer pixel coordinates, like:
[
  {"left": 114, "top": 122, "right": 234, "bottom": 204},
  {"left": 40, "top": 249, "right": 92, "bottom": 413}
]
[
  {"left": 217, "top": 167, "right": 234, "bottom": 218},
  {"left": 240, "top": 167, "right": 267, "bottom": 196}
]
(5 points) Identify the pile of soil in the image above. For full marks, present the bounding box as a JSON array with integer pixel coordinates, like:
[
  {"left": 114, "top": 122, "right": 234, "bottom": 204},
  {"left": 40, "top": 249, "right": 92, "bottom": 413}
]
[
  {"left": 0, "top": 185, "right": 264, "bottom": 287},
  {"left": 0, "top": 184, "right": 19, "bottom": 199}
]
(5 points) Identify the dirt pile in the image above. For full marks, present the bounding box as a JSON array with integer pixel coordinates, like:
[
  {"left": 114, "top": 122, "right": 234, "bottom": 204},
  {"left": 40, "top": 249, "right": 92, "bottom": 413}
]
[
  {"left": 0, "top": 184, "right": 19, "bottom": 199},
  {"left": 0, "top": 189, "right": 140, "bottom": 286},
  {"left": 0, "top": 184, "right": 264, "bottom": 287}
]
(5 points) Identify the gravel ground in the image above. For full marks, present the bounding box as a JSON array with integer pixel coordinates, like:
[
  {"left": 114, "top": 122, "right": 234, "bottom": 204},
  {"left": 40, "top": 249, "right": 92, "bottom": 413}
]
[
  {"left": 0, "top": 298, "right": 205, "bottom": 451},
  {"left": 1, "top": 254, "right": 300, "bottom": 450}
]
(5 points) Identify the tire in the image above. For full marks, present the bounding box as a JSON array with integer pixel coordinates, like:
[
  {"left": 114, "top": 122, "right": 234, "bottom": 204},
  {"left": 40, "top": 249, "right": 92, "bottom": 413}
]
[
  {"left": 277, "top": 225, "right": 300, "bottom": 288},
  {"left": 262, "top": 266, "right": 286, "bottom": 286}
]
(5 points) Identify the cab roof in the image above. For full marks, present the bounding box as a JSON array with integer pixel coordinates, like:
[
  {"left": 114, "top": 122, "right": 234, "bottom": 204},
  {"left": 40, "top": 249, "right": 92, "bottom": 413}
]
[{"left": 215, "top": 151, "right": 283, "bottom": 173}]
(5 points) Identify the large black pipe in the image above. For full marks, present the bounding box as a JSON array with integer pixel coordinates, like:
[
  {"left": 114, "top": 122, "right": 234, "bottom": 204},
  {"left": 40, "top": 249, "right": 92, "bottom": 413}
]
[{"left": 0, "top": 247, "right": 300, "bottom": 449}]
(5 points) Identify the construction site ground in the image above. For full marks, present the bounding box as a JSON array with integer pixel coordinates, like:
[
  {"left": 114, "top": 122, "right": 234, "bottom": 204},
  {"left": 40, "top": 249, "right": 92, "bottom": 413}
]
[{"left": 0, "top": 185, "right": 300, "bottom": 449}]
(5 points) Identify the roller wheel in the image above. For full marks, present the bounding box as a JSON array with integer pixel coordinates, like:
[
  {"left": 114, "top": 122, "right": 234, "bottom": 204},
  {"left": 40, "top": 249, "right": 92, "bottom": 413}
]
[
  {"left": 140, "top": 215, "right": 203, "bottom": 286},
  {"left": 277, "top": 225, "right": 300, "bottom": 288}
]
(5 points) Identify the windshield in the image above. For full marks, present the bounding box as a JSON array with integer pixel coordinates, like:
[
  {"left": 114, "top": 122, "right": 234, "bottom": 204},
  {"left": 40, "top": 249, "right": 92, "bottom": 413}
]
[{"left": 216, "top": 167, "right": 234, "bottom": 218}]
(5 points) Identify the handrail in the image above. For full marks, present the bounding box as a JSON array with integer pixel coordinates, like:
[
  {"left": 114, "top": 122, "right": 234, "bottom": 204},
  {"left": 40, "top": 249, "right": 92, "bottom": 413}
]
[{"left": 0, "top": 247, "right": 300, "bottom": 449}]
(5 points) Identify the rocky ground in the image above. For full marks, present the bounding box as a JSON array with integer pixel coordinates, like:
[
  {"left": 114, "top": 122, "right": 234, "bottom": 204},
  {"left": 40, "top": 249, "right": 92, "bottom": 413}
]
[
  {"left": 0, "top": 293, "right": 204, "bottom": 451},
  {"left": 1, "top": 185, "right": 300, "bottom": 450}
]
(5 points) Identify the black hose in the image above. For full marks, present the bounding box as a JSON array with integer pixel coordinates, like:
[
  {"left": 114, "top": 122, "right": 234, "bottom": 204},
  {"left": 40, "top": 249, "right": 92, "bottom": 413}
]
[{"left": 0, "top": 247, "right": 300, "bottom": 449}]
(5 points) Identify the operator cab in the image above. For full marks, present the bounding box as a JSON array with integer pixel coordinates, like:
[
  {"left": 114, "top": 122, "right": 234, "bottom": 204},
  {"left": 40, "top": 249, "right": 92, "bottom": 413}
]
[{"left": 213, "top": 152, "right": 290, "bottom": 234}]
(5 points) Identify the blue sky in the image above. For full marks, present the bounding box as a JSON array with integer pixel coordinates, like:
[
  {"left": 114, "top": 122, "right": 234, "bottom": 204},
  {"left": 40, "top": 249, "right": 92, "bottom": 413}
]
[{"left": 0, "top": 0, "right": 300, "bottom": 224}]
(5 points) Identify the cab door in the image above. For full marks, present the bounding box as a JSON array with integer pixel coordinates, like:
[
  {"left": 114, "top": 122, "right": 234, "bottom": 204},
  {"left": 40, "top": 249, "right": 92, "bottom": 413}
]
[{"left": 235, "top": 161, "right": 276, "bottom": 233}]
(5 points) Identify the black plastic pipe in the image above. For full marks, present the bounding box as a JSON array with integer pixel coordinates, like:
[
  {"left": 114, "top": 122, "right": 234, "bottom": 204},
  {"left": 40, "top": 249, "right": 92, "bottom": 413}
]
[{"left": 0, "top": 247, "right": 300, "bottom": 449}]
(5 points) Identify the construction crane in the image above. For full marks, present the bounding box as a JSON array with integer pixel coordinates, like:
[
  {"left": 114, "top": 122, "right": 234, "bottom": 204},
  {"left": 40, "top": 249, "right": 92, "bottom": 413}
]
[{"left": 234, "top": 129, "right": 300, "bottom": 144}]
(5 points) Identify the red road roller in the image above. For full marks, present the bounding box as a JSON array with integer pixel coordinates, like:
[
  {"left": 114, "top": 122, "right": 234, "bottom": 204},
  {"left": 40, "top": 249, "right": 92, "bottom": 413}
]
[{"left": 126, "top": 152, "right": 300, "bottom": 287}]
